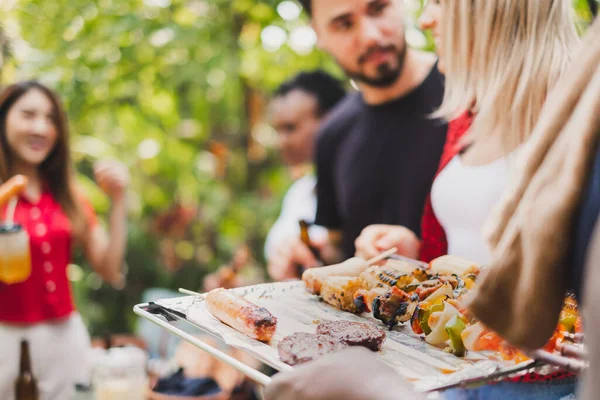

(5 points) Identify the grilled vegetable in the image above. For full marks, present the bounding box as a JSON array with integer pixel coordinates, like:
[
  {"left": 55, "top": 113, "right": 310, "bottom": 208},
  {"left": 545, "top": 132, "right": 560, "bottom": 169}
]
[
  {"left": 461, "top": 322, "right": 486, "bottom": 351},
  {"left": 409, "top": 283, "right": 453, "bottom": 335},
  {"left": 425, "top": 302, "right": 462, "bottom": 345},
  {"left": 414, "top": 281, "right": 443, "bottom": 300},
  {"left": 412, "top": 302, "right": 445, "bottom": 335},
  {"left": 463, "top": 274, "right": 477, "bottom": 289},
  {"left": 373, "top": 287, "right": 418, "bottom": 329},
  {"left": 559, "top": 295, "right": 579, "bottom": 333},
  {"left": 353, "top": 287, "right": 387, "bottom": 314},
  {"left": 477, "top": 331, "right": 503, "bottom": 351},
  {"left": 320, "top": 276, "right": 363, "bottom": 313},
  {"left": 412, "top": 267, "right": 431, "bottom": 282},
  {"left": 414, "top": 279, "right": 457, "bottom": 300},
  {"left": 445, "top": 315, "right": 467, "bottom": 356}
]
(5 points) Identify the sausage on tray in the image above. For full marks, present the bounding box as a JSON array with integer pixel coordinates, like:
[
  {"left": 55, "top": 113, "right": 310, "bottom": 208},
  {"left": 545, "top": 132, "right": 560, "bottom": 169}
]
[
  {"left": 302, "top": 257, "right": 369, "bottom": 295},
  {"left": 205, "top": 288, "right": 277, "bottom": 342}
]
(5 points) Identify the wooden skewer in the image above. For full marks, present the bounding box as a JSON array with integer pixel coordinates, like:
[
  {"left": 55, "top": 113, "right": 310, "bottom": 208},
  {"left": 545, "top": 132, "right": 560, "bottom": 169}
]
[
  {"left": 366, "top": 247, "right": 398, "bottom": 266},
  {"left": 558, "top": 343, "right": 588, "bottom": 360},
  {"left": 530, "top": 349, "right": 588, "bottom": 374},
  {"left": 179, "top": 288, "right": 204, "bottom": 297}
]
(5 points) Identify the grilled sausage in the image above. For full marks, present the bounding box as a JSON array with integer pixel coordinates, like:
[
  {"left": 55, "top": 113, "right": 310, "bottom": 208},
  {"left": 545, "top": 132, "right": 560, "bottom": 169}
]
[
  {"left": 302, "top": 257, "right": 369, "bottom": 295},
  {"left": 205, "top": 288, "right": 277, "bottom": 342}
]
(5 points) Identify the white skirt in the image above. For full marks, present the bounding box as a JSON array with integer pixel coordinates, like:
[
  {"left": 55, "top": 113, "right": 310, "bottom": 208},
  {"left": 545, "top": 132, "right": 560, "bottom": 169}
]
[{"left": 0, "top": 313, "right": 91, "bottom": 400}]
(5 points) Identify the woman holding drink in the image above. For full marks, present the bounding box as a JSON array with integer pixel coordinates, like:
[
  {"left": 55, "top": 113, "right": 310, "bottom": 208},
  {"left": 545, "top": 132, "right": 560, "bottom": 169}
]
[{"left": 0, "top": 81, "right": 129, "bottom": 399}]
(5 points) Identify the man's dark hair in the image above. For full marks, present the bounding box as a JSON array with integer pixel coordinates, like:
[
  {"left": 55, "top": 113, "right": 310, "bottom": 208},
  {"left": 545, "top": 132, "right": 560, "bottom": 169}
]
[
  {"left": 274, "top": 70, "right": 346, "bottom": 116},
  {"left": 298, "top": 0, "right": 312, "bottom": 17}
]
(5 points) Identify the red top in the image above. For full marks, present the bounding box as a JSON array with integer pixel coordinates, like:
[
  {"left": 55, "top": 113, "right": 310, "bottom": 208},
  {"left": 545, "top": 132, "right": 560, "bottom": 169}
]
[
  {"left": 419, "top": 111, "right": 474, "bottom": 263},
  {"left": 0, "top": 188, "right": 97, "bottom": 324}
]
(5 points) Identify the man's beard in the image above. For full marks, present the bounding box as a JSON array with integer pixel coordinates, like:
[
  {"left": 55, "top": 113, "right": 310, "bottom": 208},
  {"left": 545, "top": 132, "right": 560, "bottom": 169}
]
[{"left": 342, "top": 42, "right": 407, "bottom": 88}]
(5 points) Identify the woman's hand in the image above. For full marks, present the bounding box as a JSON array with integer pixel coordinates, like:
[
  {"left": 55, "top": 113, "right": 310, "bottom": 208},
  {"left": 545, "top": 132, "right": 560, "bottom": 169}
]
[
  {"left": 355, "top": 224, "right": 421, "bottom": 261},
  {"left": 94, "top": 160, "right": 129, "bottom": 200},
  {"left": 87, "top": 160, "right": 129, "bottom": 288}
]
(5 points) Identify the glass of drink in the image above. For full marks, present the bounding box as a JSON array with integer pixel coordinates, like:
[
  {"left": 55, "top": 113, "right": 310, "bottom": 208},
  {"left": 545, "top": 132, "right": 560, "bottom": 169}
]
[
  {"left": 0, "top": 223, "right": 31, "bottom": 284},
  {"left": 93, "top": 347, "right": 148, "bottom": 400}
]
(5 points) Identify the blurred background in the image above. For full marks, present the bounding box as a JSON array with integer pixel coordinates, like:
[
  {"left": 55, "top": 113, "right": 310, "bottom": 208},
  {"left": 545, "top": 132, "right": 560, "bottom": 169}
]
[{"left": 0, "top": 0, "right": 595, "bottom": 337}]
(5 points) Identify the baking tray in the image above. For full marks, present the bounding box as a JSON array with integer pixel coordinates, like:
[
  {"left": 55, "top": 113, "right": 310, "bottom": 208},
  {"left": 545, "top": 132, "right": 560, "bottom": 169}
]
[{"left": 134, "top": 281, "right": 551, "bottom": 393}]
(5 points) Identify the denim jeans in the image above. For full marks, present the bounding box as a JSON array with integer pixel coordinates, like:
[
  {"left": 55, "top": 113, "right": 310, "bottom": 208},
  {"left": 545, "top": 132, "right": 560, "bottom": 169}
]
[{"left": 442, "top": 379, "right": 577, "bottom": 400}]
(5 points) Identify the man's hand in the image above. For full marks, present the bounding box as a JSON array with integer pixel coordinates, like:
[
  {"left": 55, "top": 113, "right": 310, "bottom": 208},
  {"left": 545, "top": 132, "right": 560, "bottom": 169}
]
[
  {"left": 264, "top": 347, "right": 424, "bottom": 400},
  {"left": 268, "top": 237, "right": 322, "bottom": 281},
  {"left": 355, "top": 225, "right": 421, "bottom": 260}
]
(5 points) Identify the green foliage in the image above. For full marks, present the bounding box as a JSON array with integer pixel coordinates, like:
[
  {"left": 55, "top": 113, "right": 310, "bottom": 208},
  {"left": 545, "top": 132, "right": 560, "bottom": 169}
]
[
  {"left": 3, "top": 0, "right": 596, "bottom": 335},
  {"left": 9, "top": 0, "right": 311, "bottom": 335}
]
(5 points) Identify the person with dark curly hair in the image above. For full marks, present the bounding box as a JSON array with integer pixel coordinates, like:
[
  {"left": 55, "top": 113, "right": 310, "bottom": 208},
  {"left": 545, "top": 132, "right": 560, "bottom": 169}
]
[{"left": 265, "top": 71, "right": 346, "bottom": 280}]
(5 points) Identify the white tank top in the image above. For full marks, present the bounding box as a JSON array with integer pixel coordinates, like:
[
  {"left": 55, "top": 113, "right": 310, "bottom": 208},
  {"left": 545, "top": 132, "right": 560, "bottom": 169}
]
[{"left": 430, "top": 153, "right": 518, "bottom": 265}]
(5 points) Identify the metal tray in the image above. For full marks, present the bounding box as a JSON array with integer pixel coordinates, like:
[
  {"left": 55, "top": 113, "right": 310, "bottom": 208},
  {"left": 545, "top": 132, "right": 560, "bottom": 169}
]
[{"left": 134, "top": 281, "right": 550, "bottom": 393}]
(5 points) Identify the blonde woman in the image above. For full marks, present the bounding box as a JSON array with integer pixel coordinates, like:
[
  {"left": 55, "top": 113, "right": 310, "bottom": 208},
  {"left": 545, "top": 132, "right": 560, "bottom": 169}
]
[
  {"left": 354, "top": 0, "right": 579, "bottom": 399},
  {"left": 356, "top": 0, "right": 578, "bottom": 265}
]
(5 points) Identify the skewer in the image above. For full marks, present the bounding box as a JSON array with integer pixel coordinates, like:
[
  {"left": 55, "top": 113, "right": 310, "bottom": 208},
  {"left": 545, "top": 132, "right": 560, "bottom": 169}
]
[
  {"left": 179, "top": 288, "right": 204, "bottom": 297},
  {"left": 366, "top": 247, "right": 398, "bottom": 266},
  {"left": 557, "top": 342, "right": 588, "bottom": 360},
  {"left": 529, "top": 349, "right": 588, "bottom": 374},
  {"left": 389, "top": 253, "right": 429, "bottom": 269}
]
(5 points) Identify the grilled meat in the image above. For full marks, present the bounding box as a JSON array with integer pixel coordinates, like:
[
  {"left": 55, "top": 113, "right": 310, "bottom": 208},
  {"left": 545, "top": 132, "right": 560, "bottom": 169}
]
[
  {"left": 278, "top": 333, "right": 347, "bottom": 366},
  {"left": 316, "top": 320, "right": 386, "bottom": 352}
]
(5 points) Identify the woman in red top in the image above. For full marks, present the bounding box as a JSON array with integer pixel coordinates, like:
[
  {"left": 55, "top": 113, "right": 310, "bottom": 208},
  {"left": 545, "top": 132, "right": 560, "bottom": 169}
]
[
  {"left": 0, "top": 81, "right": 129, "bottom": 399},
  {"left": 356, "top": 1, "right": 579, "bottom": 399}
]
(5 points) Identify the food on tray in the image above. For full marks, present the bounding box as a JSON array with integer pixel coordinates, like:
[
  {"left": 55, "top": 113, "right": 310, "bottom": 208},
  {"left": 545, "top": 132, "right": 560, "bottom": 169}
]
[
  {"left": 358, "top": 262, "right": 426, "bottom": 291},
  {"left": 459, "top": 322, "right": 485, "bottom": 352},
  {"left": 278, "top": 321, "right": 387, "bottom": 366},
  {"left": 353, "top": 287, "right": 388, "bottom": 313},
  {"left": 424, "top": 302, "right": 464, "bottom": 346},
  {"left": 411, "top": 297, "right": 579, "bottom": 359},
  {"left": 316, "top": 320, "right": 386, "bottom": 351},
  {"left": 428, "top": 255, "right": 481, "bottom": 277},
  {"left": 277, "top": 332, "right": 348, "bottom": 366},
  {"left": 316, "top": 256, "right": 479, "bottom": 318},
  {"left": 320, "top": 276, "right": 363, "bottom": 313},
  {"left": 559, "top": 294, "right": 579, "bottom": 333},
  {"left": 0, "top": 175, "right": 28, "bottom": 207},
  {"left": 323, "top": 261, "right": 427, "bottom": 315},
  {"left": 377, "top": 282, "right": 454, "bottom": 330},
  {"left": 205, "top": 288, "right": 277, "bottom": 342},
  {"left": 299, "top": 254, "right": 582, "bottom": 361},
  {"left": 302, "top": 257, "right": 369, "bottom": 295}
]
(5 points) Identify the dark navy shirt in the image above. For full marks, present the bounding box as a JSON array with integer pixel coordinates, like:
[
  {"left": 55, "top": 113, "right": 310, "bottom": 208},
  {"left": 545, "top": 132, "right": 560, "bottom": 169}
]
[{"left": 569, "top": 142, "right": 600, "bottom": 300}]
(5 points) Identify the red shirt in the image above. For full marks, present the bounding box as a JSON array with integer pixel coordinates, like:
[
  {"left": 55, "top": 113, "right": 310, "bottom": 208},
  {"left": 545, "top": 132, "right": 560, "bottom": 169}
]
[
  {"left": 0, "top": 188, "right": 97, "bottom": 324},
  {"left": 419, "top": 111, "right": 473, "bottom": 262}
]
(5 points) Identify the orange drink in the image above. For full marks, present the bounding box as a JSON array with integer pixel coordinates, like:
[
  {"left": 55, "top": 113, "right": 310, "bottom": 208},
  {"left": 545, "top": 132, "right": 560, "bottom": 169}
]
[{"left": 0, "top": 224, "right": 31, "bottom": 284}]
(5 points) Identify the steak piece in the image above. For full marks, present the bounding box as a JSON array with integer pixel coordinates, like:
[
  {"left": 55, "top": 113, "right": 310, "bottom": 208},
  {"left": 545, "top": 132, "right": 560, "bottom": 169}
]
[
  {"left": 277, "top": 332, "right": 347, "bottom": 366},
  {"left": 316, "top": 320, "right": 386, "bottom": 351}
]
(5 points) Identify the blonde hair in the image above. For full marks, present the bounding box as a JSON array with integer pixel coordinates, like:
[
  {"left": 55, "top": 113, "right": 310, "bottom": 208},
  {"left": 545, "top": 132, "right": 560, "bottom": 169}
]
[{"left": 438, "top": 0, "right": 579, "bottom": 150}]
